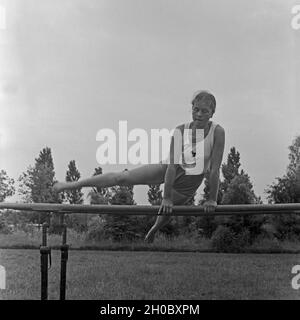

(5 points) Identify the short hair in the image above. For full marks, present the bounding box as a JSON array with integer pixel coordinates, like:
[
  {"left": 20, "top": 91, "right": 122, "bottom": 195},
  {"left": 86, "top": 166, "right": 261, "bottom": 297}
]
[{"left": 191, "top": 90, "right": 216, "bottom": 113}]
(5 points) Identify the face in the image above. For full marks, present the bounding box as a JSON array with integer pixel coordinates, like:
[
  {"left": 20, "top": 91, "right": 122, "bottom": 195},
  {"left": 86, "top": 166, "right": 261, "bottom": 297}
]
[{"left": 192, "top": 102, "right": 214, "bottom": 126}]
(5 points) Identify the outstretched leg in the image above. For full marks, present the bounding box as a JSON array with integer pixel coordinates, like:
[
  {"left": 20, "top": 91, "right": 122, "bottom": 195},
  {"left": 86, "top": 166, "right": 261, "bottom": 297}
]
[{"left": 53, "top": 164, "right": 167, "bottom": 192}]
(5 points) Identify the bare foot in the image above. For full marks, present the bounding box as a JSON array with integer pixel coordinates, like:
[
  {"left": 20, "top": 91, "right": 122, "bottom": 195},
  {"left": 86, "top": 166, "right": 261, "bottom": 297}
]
[
  {"left": 52, "top": 182, "right": 68, "bottom": 193},
  {"left": 144, "top": 230, "right": 155, "bottom": 243}
]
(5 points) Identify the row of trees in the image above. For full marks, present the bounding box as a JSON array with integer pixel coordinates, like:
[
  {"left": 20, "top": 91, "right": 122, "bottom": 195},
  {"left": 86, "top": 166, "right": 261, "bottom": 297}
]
[
  {"left": 198, "top": 136, "right": 300, "bottom": 244},
  {"left": 0, "top": 135, "right": 299, "bottom": 242}
]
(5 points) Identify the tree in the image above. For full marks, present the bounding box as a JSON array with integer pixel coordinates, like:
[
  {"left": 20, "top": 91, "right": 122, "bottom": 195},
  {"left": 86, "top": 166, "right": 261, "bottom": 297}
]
[
  {"left": 88, "top": 167, "right": 110, "bottom": 199},
  {"left": 0, "top": 170, "right": 15, "bottom": 202},
  {"left": 64, "top": 160, "right": 83, "bottom": 204},
  {"left": 198, "top": 147, "right": 242, "bottom": 238},
  {"left": 221, "top": 152, "right": 262, "bottom": 241},
  {"left": 287, "top": 136, "right": 300, "bottom": 176},
  {"left": 85, "top": 167, "right": 111, "bottom": 241},
  {"left": 88, "top": 167, "right": 110, "bottom": 218},
  {"left": 18, "top": 147, "right": 60, "bottom": 223},
  {"left": 104, "top": 184, "right": 141, "bottom": 241},
  {"left": 265, "top": 135, "right": 300, "bottom": 239},
  {"left": 63, "top": 160, "right": 86, "bottom": 232},
  {"left": 147, "top": 184, "right": 163, "bottom": 205},
  {"left": 222, "top": 173, "right": 257, "bottom": 205},
  {"left": 221, "top": 173, "right": 264, "bottom": 240},
  {"left": 221, "top": 147, "right": 241, "bottom": 195},
  {"left": 18, "top": 147, "right": 58, "bottom": 203},
  {"left": 109, "top": 169, "right": 135, "bottom": 204},
  {"left": 200, "top": 147, "right": 262, "bottom": 240},
  {"left": 266, "top": 176, "right": 297, "bottom": 204},
  {"left": 266, "top": 135, "right": 300, "bottom": 204}
]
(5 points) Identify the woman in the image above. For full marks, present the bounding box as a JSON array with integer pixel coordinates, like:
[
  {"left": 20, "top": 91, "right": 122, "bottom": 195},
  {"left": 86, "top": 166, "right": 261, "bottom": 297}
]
[{"left": 53, "top": 90, "right": 225, "bottom": 242}]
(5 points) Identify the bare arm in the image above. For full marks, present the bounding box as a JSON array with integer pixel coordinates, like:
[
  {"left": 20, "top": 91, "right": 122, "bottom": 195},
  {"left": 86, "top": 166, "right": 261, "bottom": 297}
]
[
  {"left": 163, "top": 164, "right": 177, "bottom": 200},
  {"left": 204, "top": 125, "right": 225, "bottom": 210},
  {"left": 160, "top": 126, "right": 183, "bottom": 214}
]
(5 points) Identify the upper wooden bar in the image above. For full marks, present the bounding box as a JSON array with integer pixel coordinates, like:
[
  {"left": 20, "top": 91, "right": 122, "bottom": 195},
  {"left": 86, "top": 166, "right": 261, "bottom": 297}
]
[{"left": 0, "top": 202, "right": 300, "bottom": 216}]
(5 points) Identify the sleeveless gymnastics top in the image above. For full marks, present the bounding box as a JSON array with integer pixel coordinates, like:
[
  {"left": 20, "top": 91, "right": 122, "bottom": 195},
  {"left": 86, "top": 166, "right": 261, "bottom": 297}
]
[
  {"left": 180, "top": 121, "right": 217, "bottom": 175},
  {"left": 172, "top": 121, "right": 218, "bottom": 198}
]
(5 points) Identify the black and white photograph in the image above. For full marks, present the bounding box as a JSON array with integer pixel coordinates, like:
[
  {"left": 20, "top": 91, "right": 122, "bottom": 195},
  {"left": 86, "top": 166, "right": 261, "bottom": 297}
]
[{"left": 0, "top": 0, "right": 300, "bottom": 305}]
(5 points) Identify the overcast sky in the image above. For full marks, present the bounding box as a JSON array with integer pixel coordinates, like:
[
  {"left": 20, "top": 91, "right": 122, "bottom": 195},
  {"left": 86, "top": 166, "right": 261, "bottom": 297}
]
[{"left": 0, "top": 0, "right": 299, "bottom": 204}]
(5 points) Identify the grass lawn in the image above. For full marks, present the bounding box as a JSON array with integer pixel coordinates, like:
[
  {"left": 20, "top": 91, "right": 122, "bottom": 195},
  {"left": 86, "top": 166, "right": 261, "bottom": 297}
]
[{"left": 1, "top": 249, "right": 300, "bottom": 300}]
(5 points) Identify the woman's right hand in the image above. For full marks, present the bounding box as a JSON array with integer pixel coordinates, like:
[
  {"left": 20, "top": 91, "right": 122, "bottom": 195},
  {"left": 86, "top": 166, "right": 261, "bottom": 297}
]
[{"left": 158, "top": 198, "right": 173, "bottom": 215}]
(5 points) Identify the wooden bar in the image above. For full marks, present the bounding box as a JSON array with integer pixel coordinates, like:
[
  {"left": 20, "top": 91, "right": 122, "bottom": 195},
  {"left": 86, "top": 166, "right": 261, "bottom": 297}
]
[{"left": 0, "top": 202, "right": 300, "bottom": 216}]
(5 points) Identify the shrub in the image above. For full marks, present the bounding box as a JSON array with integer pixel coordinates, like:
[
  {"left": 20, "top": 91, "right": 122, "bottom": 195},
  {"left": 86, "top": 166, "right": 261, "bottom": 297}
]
[
  {"left": 269, "top": 214, "right": 300, "bottom": 240},
  {"left": 103, "top": 215, "right": 145, "bottom": 242},
  {"left": 86, "top": 215, "right": 106, "bottom": 241},
  {"left": 65, "top": 214, "right": 88, "bottom": 233},
  {"left": 196, "top": 216, "right": 218, "bottom": 238},
  {"left": 0, "top": 218, "right": 12, "bottom": 234},
  {"left": 260, "top": 222, "right": 277, "bottom": 239},
  {"left": 250, "top": 234, "right": 282, "bottom": 252},
  {"left": 211, "top": 225, "right": 251, "bottom": 253}
]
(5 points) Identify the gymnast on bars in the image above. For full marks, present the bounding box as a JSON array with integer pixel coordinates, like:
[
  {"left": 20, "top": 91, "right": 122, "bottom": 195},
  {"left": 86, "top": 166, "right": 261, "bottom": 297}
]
[{"left": 53, "top": 91, "right": 225, "bottom": 242}]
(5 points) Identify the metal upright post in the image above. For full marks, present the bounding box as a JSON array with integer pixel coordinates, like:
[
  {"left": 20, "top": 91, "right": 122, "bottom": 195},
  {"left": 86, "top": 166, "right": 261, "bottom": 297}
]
[
  {"left": 59, "top": 214, "right": 69, "bottom": 300},
  {"left": 40, "top": 222, "right": 50, "bottom": 300}
]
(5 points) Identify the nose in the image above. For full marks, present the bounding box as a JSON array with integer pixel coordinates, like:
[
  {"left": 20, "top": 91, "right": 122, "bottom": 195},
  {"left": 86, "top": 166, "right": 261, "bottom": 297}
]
[{"left": 195, "top": 110, "right": 203, "bottom": 117}]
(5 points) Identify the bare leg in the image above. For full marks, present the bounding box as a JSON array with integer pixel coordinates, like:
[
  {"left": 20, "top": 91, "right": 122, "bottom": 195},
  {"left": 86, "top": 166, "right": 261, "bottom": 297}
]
[
  {"left": 144, "top": 215, "right": 172, "bottom": 243},
  {"left": 145, "top": 190, "right": 190, "bottom": 243},
  {"left": 53, "top": 163, "right": 189, "bottom": 243},
  {"left": 53, "top": 164, "right": 167, "bottom": 192}
]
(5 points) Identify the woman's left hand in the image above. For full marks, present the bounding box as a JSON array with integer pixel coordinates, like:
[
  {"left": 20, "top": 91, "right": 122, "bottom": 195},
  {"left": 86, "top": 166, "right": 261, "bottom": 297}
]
[{"left": 203, "top": 200, "right": 217, "bottom": 213}]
